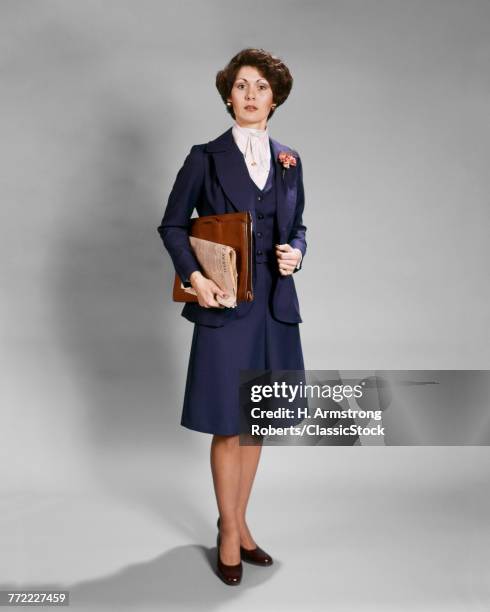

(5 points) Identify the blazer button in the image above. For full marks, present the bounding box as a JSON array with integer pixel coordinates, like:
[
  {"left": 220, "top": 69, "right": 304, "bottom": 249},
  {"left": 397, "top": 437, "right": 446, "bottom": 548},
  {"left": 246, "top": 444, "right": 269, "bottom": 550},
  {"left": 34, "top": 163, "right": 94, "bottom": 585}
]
[
  {"left": 257, "top": 195, "right": 262, "bottom": 201},
  {"left": 257, "top": 231, "right": 263, "bottom": 238},
  {"left": 258, "top": 213, "right": 264, "bottom": 219},
  {"left": 257, "top": 249, "right": 263, "bottom": 256}
]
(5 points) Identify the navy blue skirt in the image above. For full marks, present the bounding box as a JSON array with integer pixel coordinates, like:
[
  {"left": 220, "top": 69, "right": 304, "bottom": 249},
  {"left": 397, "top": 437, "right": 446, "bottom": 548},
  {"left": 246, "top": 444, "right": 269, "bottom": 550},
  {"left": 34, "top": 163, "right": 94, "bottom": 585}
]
[{"left": 181, "top": 260, "right": 305, "bottom": 435}]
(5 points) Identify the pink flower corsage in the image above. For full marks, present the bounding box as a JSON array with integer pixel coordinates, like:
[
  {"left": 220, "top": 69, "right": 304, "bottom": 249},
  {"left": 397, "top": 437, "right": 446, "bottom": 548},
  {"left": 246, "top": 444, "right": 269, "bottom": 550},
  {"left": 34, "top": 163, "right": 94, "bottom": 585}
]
[{"left": 278, "top": 151, "right": 297, "bottom": 178}]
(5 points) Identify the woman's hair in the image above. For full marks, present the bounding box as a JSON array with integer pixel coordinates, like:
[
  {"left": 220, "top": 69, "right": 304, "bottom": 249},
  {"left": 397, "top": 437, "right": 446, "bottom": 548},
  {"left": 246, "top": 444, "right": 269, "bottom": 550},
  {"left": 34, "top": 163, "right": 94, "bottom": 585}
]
[{"left": 216, "top": 48, "right": 293, "bottom": 120}]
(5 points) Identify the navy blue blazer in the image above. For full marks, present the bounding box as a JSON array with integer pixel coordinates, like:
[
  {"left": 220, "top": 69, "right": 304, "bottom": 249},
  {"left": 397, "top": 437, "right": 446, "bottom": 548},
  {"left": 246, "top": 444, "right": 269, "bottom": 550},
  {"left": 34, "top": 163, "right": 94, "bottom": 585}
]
[{"left": 157, "top": 126, "right": 307, "bottom": 328}]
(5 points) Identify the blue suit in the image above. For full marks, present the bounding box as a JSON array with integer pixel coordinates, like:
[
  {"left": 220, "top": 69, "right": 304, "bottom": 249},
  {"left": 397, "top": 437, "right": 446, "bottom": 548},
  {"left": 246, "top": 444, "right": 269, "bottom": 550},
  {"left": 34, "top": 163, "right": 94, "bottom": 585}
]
[{"left": 157, "top": 126, "right": 307, "bottom": 327}]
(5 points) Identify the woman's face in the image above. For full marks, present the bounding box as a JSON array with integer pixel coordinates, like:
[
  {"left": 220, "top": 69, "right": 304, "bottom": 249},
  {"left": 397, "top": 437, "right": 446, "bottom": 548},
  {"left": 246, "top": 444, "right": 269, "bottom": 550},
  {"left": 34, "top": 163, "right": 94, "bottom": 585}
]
[{"left": 228, "top": 65, "right": 274, "bottom": 129}]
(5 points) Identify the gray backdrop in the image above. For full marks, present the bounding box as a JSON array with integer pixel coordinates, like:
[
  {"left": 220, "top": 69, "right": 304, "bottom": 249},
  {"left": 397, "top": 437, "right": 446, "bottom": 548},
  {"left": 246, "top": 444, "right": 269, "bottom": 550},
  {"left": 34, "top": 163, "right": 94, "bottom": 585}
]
[{"left": 1, "top": 1, "right": 489, "bottom": 610}]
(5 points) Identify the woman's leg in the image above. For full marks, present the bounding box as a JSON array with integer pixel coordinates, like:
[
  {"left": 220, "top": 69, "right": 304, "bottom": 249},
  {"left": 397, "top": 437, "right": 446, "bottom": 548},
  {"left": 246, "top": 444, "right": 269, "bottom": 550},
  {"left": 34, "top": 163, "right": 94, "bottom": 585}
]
[
  {"left": 211, "top": 434, "right": 264, "bottom": 560},
  {"left": 210, "top": 434, "right": 241, "bottom": 564},
  {"left": 237, "top": 435, "right": 263, "bottom": 549}
]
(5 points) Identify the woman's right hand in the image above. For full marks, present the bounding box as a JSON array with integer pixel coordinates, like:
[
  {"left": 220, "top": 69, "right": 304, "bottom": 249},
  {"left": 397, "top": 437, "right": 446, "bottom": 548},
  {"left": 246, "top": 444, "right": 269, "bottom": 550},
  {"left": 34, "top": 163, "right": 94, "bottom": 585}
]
[{"left": 190, "top": 271, "right": 228, "bottom": 308}]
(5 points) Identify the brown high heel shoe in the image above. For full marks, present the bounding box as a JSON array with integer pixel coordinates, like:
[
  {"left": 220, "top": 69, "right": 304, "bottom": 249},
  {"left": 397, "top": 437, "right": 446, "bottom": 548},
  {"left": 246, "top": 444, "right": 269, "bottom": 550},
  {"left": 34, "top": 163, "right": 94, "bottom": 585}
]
[
  {"left": 216, "top": 520, "right": 242, "bottom": 585},
  {"left": 217, "top": 517, "right": 273, "bottom": 567}
]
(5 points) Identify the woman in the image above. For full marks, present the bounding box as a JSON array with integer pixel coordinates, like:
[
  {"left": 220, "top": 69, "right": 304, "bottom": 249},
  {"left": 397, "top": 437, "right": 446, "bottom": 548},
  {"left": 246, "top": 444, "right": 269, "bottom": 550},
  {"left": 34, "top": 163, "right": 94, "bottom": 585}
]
[{"left": 157, "top": 48, "right": 307, "bottom": 585}]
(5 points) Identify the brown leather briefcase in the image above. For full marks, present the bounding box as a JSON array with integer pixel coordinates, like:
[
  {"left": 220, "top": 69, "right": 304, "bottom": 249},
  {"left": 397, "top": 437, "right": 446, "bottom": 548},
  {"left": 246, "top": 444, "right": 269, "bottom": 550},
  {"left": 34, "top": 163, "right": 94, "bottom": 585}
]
[{"left": 173, "top": 211, "right": 254, "bottom": 303}]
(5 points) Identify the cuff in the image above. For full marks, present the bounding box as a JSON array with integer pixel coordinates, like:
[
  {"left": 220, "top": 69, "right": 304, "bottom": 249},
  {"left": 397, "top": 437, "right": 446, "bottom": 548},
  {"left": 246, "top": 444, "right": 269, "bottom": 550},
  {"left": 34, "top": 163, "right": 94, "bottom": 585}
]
[{"left": 182, "top": 268, "right": 200, "bottom": 287}]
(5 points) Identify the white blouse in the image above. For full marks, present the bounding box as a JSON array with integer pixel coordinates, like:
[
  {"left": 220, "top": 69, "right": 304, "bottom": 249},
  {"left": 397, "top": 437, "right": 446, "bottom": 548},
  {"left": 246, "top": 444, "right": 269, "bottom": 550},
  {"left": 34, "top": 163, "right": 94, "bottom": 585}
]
[{"left": 231, "top": 121, "right": 271, "bottom": 190}]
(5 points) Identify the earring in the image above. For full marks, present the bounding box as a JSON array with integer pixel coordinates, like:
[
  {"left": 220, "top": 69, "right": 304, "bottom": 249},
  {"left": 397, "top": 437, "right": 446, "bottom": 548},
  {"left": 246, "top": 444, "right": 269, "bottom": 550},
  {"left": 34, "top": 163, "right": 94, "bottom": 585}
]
[
  {"left": 226, "top": 101, "right": 232, "bottom": 107},
  {"left": 271, "top": 104, "right": 277, "bottom": 109}
]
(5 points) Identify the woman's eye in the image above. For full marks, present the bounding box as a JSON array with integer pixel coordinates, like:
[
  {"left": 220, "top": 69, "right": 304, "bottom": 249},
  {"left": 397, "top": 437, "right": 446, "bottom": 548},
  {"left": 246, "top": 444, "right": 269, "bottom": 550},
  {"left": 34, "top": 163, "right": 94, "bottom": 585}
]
[{"left": 235, "top": 83, "right": 268, "bottom": 90}]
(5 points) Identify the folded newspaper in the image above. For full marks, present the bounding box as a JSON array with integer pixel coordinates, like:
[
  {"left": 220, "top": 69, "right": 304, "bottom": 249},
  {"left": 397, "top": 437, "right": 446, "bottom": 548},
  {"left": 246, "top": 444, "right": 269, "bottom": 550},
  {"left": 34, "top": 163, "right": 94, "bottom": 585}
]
[{"left": 181, "top": 236, "right": 238, "bottom": 308}]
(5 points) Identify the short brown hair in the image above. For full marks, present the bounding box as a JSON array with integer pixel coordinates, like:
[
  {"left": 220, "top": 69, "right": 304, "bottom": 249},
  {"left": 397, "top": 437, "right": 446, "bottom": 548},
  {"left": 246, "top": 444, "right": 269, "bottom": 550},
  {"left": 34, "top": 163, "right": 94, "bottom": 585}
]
[{"left": 216, "top": 48, "right": 293, "bottom": 120}]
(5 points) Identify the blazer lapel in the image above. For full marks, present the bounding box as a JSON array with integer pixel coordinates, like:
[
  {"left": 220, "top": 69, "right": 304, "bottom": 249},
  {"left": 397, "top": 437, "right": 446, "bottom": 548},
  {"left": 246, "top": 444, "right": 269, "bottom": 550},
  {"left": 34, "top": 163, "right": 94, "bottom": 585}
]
[
  {"left": 206, "top": 127, "right": 256, "bottom": 214},
  {"left": 270, "top": 137, "right": 298, "bottom": 244}
]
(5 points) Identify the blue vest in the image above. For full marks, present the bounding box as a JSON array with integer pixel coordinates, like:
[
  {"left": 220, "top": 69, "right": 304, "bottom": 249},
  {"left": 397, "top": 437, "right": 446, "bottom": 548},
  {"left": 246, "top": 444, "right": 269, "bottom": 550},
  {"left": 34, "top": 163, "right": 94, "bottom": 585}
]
[{"left": 243, "top": 150, "right": 279, "bottom": 264}]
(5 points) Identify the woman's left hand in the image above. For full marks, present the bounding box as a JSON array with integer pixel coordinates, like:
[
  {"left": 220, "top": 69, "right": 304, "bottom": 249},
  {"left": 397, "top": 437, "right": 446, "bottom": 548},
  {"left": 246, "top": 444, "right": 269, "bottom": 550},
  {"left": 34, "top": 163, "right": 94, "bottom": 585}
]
[{"left": 275, "top": 243, "right": 302, "bottom": 275}]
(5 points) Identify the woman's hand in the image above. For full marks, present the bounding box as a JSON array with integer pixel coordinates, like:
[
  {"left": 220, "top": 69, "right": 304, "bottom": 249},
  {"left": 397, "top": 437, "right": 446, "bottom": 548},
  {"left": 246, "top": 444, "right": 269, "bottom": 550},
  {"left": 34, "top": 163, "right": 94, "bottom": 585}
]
[
  {"left": 190, "top": 271, "right": 228, "bottom": 308},
  {"left": 275, "top": 244, "right": 302, "bottom": 275}
]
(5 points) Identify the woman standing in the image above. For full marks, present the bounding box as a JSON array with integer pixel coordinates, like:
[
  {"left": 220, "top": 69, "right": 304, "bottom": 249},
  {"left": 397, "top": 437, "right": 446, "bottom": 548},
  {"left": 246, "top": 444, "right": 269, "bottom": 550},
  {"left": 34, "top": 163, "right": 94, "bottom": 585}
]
[{"left": 157, "top": 48, "right": 307, "bottom": 585}]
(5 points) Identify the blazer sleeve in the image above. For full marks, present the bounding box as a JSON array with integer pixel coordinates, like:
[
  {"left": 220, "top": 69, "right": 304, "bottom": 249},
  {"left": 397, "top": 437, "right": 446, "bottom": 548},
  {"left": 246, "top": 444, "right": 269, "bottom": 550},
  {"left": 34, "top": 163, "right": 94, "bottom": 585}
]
[
  {"left": 156, "top": 145, "right": 204, "bottom": 283},
  {"left": 288, "top": 154, "right": 307, "bottom": 273}
]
